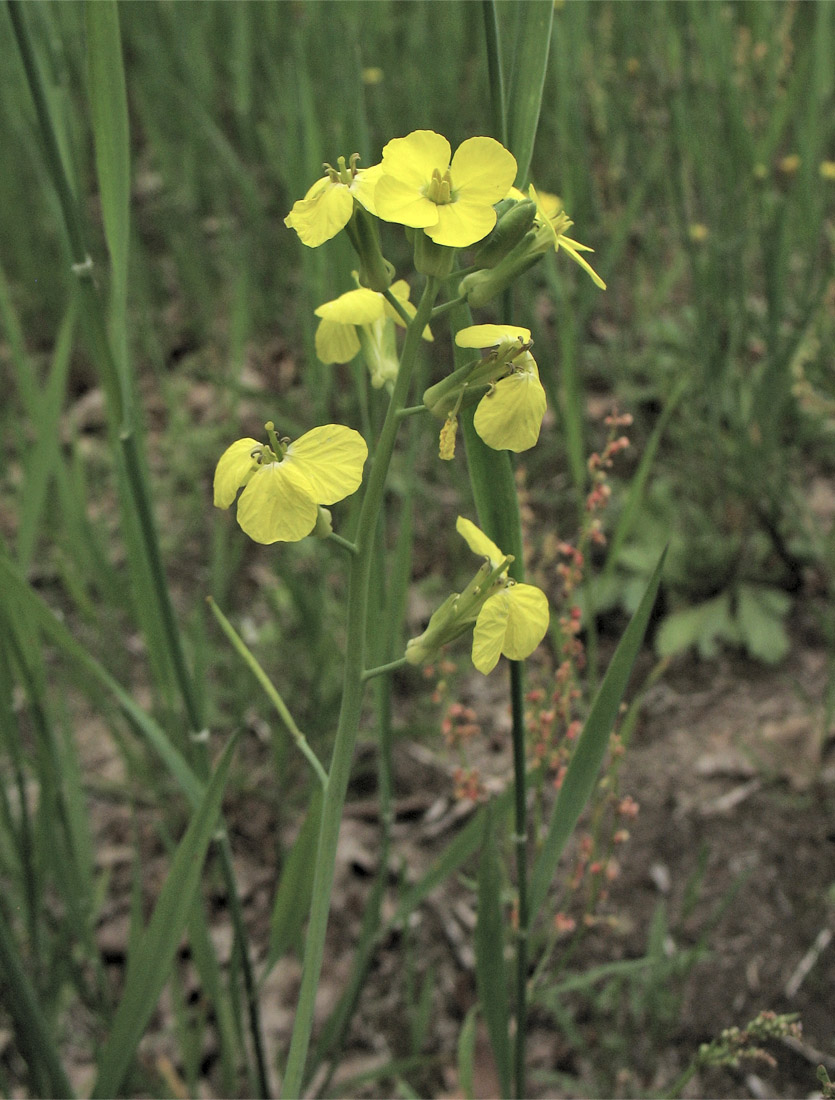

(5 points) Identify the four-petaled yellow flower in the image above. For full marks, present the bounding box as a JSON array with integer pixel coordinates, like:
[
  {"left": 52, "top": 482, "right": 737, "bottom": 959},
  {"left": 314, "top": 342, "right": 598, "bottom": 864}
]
[
  {"left": 457, "top": 517, "right": 549, "bottom": 675},
  {"left": 314, "top": 278, "right": 432, "bottom": 387},
  {"left": 285, "top": 154, "right": 382, "bottom": 248},
  {"left": 455, "top": 324, "right": 547, "bottom": 452},
  {"left": 375, "top": 129, "right": 517, "bottom": 248},
  {"left": 214, "top": 423, "right": 368, "bottom": 544}
]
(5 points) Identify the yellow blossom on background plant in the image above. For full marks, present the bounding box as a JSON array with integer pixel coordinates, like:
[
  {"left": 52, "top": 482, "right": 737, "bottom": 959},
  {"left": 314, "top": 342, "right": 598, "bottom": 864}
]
[
  {"left": 456, "top": 517, "right": 549, "bottom": 674},
  {"left": 314, "top": 278, "right": 432, "bottom": 384},
  {"left": 375, "top": 129, "right": 516, "bottom": 248},
  {"left": 214, "top": 423, "right": 367, "bottom": 544},
  {"left": 455, "top": 324, "right": 547, "bottom": 452},
  {"left": 285, "top": 154, "right": 382, "bottom": 248}
]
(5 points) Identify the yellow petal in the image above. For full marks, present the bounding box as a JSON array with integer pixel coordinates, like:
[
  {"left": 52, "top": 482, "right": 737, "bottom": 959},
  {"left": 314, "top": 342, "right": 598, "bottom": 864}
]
[
  {"left": 471, "top": 593, "right": 507, "bottom": 674},
  {"left": 424, "top": 201, "right": 497, "bottom": 248},
  {"left": 236, "top": 463, "right": 318, "bottom": 544},
  {"left": 501, "top": 584, "right": 550, "bottom": 659},
  {"left": 450, "top": 136, "right": 517, "bottom": 204},
  {"left": 351, "top": 162, "right": 383, "bottom": 215},
  {"left": 314, "top": 287, "right": 384, "bottom": 325},
  {"left": 284, "top": 424, "right": 368, "bottom": 505},
  {"left": 284, "top": 180, "right": 354, "bottom": 247},
  {"left": 474, "top": 358, "right": 547, "bottom": 452},
  {"left": 315, "top": 318, "right": 361, "bottom": 365},
  {"left": 455, "top": 324, "right": 531, "bottom": 349},
  {"left": 472, "top": 583, "right": 549, "bottom": 673},
  {"left": 381, "top": 129, "right": 451, "bottom": 187},
  {"left": 375, "top": 174, "right": 439, "bottom": 229},
  {"left": 455, "top": 515, "right": 504, "bottom": 568},
  {"left": 213, "top": 438, "right": 261, "bottom": 508}
]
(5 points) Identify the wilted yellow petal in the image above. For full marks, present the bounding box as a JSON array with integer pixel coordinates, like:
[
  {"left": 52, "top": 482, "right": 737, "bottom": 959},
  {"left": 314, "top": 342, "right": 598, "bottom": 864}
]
[
  {"left": 455, "top": 324, "right": 531, "bottom": 349},
  {"left": 472, "top": 583, "right": 549, "bottom": 673},
  {"left": 314, "top": 287, "right": 384, "bottom": 326},
  {"left": 501, "top": 583, "right": 549, "bottom": 659},
  {"left": 471, "top": 591, "right": 508, "bottom": 674},
  {"left": 456, "top": 516, "right": 504, "bottom": 567},
  {"left": 284, "top": 179, "right": 354, "bottom": 247},
  {"left": 473, "top": 357, "right": 547, "bottom": 452},
  {"left": 236, "top": 463, "right": 319, "bottom": 544},
  {"left": 285, "top": 424, "right": 368, "bottom": 504},
  {"left": 314, "top": 318, "right": 361, "bottom": 365},
  {"left": 213, "top": 438, "right": 261, "bottom": 508}
]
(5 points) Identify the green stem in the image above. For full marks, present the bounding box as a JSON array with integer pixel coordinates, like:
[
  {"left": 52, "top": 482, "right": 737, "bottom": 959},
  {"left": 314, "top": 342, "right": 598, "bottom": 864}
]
[
  {"left": 282, "top": 276, "right": 441, "bottom": 1098},
  {"left": 363, "top": 656, "right": 409, "bottom": 682},
  {"left": 328, "top": 531, "right": 358, "bottom": 555},
  {"left": 510, "top": 661, "right": 528, "bottom": 1099},
  {"left": 430, "top": 294, "right": 469, "bottom": 319},
  {"left": 207, "top": 598, "right": 327, "bottom": 789},
  {"left": 397, "top": 404, "right": 426, "bottom": 420}
]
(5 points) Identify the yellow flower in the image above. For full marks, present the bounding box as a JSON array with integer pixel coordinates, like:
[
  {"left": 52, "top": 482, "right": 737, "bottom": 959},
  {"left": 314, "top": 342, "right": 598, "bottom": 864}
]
[
  {"left": 214, "top": 422, "right": 367, "bottom": 544},
  {"left": 375, "top": 129, "right": 517, "bottom": 248},
  {"left": 285, "top": 154, "right": 382, "bottom": 248},
  {"left": 455, "top": 324, "right": 547, "bottom": 452},
  {"left": 314, "top": 278, "right": 432, "bottom": 387},
  {"left": 456, "top": 517, "right": 549, "bottom": 675}
]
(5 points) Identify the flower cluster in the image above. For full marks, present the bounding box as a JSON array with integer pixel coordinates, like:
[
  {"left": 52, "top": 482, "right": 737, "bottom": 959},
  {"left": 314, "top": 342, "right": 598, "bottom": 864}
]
[{"left": 215, "top": 128, "right": 608, "bottom": 677}]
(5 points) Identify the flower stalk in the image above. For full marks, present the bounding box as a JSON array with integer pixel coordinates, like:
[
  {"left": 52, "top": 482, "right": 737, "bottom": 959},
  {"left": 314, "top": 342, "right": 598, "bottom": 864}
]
[{"left": 281, "top": 277, "right": 440, "bottom": 1097}]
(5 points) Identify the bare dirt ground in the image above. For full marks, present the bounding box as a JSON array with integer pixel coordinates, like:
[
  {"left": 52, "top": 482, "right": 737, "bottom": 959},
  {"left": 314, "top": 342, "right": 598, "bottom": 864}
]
[{"left": 71, "top": 610, "right": 835, "bottom": 1100}]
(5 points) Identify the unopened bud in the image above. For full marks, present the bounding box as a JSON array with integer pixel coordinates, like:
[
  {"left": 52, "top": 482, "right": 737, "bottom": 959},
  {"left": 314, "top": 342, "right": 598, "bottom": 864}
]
[
  {"left": 413, "top": 231, "right": 455, "bottom": 278},
  {"left": 472, "top": 199, "right": 537, "bottom": 268}
]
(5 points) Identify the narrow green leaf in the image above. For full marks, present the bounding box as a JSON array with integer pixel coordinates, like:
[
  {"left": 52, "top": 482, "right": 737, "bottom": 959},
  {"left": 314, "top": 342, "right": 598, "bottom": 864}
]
[
  {"left": 264, "top": 789, "right": 323, "bottom": 972},
  {"left": 0, "top": 556, "right": 204, "bottom": 808},
  {"left": 0, "top": 902, "right": 74, "bottom": 1098},
  {"left": 506, "top": 0, "right": 555, "bottom": 188},
  {"left": 474, "top": 807, "right": 511, "bottom": 1098},
  {"left": 530, "top": 548, "right": 667, "bottom": 921},
  {"left": 457, "top": 1004, "right": 478, "bottom": 1100},
  {"left": 91, "top": 732, "right": 239, "bottom": 1099},
  {"left": 85, "top": 0, "right": 130, "bottom": 331}
]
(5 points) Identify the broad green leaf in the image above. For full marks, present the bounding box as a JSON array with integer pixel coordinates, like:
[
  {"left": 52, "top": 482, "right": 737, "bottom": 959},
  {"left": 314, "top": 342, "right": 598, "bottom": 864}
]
[
  {"left": 474, "top": 807, "right": 511, "bottom": 1098},
  {"left": 656, "top": 592, "right": 737, "bottom": 660},
  {"left": 530, "top": 549, "right": 667, "bottom": 922},
  {"left": 736, "top": 584, "right": 791, "bottom": 664},
  {"left": 91, "top": 732, "right": 239, "bottom": 1098}
]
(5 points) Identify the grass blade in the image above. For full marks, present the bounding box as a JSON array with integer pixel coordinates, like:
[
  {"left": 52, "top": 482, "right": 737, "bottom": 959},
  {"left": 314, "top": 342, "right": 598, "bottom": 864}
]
[
  {"left": 506, "top": 0, "right": 555, "bottom": 188},
  {"left": 91, "top": 731, "right": 239, "bottom": 1099}
]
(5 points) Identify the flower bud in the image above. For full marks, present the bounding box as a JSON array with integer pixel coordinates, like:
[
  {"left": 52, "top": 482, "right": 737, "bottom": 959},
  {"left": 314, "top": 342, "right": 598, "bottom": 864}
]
[
  {"left": 458, "top": 238, "right": 542, "bottom": 308},
  {"left": 349, "top": 205, "right": 394, "bottom": 293},
  {"left": 472, "top": 199, "right": 537, "bottom": 268},
  {"left": 312, "top": 506, "right": 333, "bottom": 539}
]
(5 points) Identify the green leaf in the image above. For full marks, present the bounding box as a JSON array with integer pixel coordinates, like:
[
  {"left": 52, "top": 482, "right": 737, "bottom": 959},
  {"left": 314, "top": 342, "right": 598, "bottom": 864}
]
[
  {"left": 264, "top": 789, "right": 323, "bottom": 971},
  {"left": 656, "top": 592, "right": 737, "bottom": 660},
  {"left": 91, "top": 732, "right": 239, "bottom": 1099},
  {"left": 474, "top": 806, "right": 511, "bottom": 1098},
  {"left": 457, "top": 1004, "right": 478, "bottom": 1100},
  {"left": 530, "top": 549, "right": 667, "bottom": 922},
  {"left": 85, "top": 1, "right": 130, "bottom": 327},
  {"left": 507, "top": 0, "right": 555, "bottom": 188},
  {"left": 735, "top": 584, "right": 791, "bottom": 664}
]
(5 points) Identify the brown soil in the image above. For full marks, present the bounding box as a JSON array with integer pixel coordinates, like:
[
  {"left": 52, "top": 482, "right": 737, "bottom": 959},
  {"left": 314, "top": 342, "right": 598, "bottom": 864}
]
[{"left": 71, "top": 621, "right": 835, "bottom": 1100}]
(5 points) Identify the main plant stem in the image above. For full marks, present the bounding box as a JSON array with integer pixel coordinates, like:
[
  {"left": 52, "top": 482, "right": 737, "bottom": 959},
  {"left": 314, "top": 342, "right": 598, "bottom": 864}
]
[{"left": 281, "top": 276, "right": 440, "bottom": 1098}]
